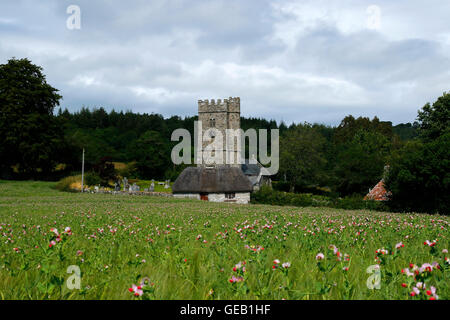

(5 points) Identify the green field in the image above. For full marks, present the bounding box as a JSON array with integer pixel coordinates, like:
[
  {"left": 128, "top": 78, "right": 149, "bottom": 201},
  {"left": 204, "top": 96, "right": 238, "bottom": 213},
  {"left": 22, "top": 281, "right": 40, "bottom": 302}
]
[{"left": 0, "top": 180, "right": 448, "bottom": 300}]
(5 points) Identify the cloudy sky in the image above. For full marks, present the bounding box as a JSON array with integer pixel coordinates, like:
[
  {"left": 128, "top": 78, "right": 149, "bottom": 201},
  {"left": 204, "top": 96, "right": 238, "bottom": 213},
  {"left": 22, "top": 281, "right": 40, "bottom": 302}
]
[{"left": 1, "top": 0, "right": 449, "bottom": 125}]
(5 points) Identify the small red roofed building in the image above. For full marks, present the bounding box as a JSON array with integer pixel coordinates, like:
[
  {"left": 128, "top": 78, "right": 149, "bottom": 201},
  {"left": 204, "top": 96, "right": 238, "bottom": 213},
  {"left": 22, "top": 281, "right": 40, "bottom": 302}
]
[{"left": 364, "top": 179, "right": 391, "bottom": 201}]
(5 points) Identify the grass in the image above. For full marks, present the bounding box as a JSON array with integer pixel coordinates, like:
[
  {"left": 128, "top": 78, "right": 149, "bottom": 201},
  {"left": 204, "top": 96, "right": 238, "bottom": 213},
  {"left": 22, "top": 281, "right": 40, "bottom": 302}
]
[
  {"left": 0, "top": 180, "right": 448, "bottom": 300},
  {"left": 131, "top": 179, "right": 172, "bottom": 192}
]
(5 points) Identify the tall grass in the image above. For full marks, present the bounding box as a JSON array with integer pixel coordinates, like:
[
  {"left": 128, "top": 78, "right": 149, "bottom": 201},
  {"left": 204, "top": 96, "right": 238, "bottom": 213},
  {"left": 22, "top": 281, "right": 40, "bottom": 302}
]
[{"left": 0, "top": 181, "right": 448, "bottom": 300}]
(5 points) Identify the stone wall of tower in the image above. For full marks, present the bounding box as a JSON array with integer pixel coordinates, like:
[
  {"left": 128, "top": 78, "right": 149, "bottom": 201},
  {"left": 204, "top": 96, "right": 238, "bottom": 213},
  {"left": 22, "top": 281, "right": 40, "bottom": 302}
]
[{"left": 197, "top": 97, "right": 241, "bottom": 167}]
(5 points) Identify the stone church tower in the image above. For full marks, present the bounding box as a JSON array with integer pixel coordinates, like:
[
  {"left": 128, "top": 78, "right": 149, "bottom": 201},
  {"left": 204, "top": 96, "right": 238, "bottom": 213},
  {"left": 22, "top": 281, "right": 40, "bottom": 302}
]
[
  {"left": 172, "top": 97, "right": 253, "bottom": 204},
  {"left": 197, "top": 97, "right": 241, "bottom": 167}
]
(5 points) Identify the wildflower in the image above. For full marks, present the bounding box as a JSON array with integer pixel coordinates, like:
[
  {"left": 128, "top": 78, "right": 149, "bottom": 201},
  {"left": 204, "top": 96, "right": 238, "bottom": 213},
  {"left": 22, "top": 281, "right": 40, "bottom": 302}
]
[
  {"left": 427, "top": 286, "right": 438, "bottom": 300},
  {"left": 282, "top": 262, "right": 291, "bottom": 269},
  {"left": 229, "top": 275, "right": 244, "bottom": 283},
  {"left": 419, "top": 263, "right": 433, "bottom": 273},
  {"left": 442, "top": 249, "right": 448, "bottom": 254},
  {"left": 128, "top": 284, "right": 143, "bottom": 297},
  {"left": 424, "top": 240, "right": 437, "bottom": 247},
  {"left": 401, "top": 283, "right": 407, "bottom": 288},
  {"left": 329, "top": 245, "right": 339, "bottom": 255},
  {"left": 375, "top": 248, "right": 389, "bottom": 255},
  {"left": 395, "top": 242, "right": 405, "bottom": 249},
  {"left": 76, "top": 250, "right": 83, "bottom": 256},
  {"left": 273, "top": 259, "right": 280, "bottom": 265},
  {"left": 342, "top": 266, "right": 349, "bottom": 271},
  {"left": 49, "top": 240, "right": 56, "bottom": 248},
  {"left": 315, "top": 253, "right": 324, "bottom": 260}
]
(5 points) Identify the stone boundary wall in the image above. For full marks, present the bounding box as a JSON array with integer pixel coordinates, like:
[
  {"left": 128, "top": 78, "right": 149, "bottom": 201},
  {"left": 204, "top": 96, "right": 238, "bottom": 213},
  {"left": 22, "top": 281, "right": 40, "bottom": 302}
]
[{"left": 76, "top": 190, "right": 173, "bottom": 197}]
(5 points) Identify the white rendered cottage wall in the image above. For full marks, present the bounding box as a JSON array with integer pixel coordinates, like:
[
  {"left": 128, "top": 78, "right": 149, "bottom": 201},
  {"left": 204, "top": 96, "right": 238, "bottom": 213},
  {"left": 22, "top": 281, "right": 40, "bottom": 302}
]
[
  {"left": 208, "top": 193, "right": 250, "bottom": 204},
  {"left": 207, "top": 193, "right": 225, "bottom": 202},
  {"left": 173, "top": 192, "right": 250, "bottom": 204},
  {"left": 235, "top": 192, "right": 250, "bottom": 204}
]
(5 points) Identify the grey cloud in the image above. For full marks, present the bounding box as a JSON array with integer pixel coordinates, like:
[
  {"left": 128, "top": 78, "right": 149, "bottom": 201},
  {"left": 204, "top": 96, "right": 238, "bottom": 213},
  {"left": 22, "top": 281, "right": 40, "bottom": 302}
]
[{"left": 0, "top": 0, "right": 449, "bottom": 125}]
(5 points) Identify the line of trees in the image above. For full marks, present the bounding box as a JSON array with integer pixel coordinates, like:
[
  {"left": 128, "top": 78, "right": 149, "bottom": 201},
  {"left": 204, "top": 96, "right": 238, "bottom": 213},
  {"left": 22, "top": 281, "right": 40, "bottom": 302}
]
[{"left": 1, "top": 58, "right": 448, "bottom": 214}]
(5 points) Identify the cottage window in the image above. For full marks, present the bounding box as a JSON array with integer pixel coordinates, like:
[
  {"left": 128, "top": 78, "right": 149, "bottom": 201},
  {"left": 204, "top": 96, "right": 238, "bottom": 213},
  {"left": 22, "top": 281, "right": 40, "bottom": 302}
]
[{"left": 225, "top": 193, "right": 236, "bottom": 199}]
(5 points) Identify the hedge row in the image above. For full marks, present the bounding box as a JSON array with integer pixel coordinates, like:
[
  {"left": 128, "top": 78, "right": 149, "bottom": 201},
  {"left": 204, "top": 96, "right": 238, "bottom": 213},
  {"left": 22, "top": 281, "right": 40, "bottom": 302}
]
[{"left": 251, "top": 187, "right": 388, "bottom": 211}]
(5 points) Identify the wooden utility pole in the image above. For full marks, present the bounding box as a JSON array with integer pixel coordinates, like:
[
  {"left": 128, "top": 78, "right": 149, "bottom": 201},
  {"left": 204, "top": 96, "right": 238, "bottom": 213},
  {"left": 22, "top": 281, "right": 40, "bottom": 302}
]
[{"left": 81, "top": 148, "right": 85, "bottom": 192}]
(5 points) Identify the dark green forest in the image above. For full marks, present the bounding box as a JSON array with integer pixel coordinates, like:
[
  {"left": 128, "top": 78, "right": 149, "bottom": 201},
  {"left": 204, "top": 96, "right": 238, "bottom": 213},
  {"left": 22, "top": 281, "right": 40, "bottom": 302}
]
[{"left": 1, "top": 58, "right": 448, "bottom": 214}]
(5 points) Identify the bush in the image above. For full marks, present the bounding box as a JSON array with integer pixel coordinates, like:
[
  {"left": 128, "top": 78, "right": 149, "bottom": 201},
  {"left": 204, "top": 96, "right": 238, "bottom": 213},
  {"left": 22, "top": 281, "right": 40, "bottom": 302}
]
[
  {"left": 117, "top": 161, "right": 138, "bottom": 179},
  {"left": 272, "top": 181, "right": 334, "bottom": 196},
  {"left": 332, "top": 194, "right": 388, "bottom": 211},
  {"left": 93, "top": 157, "right": 117, "bottom": 186},
  {"left": 251, "top": 186, "right": 388, "bottom": 211},
  {"left": 55, "top": 175, "right": 82, "bottom": 192},
  {"left": 84, "top": 172, "right": 101, "bottom": 186}
]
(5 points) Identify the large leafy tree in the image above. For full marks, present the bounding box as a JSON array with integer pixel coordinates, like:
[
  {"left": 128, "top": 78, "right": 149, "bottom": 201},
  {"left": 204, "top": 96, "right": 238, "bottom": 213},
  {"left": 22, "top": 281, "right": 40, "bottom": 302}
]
[
  {"left": 279, "top": 124, "right": 327, "bottom": 192},
  {"left": 0, "top": 58, "right": 62, "bottom": 176},
  {"left": 417, "top": 91, "right": 450, "bottom": 141},
  {"left": 333, "top": 130, "right": 390, "bottom": 195},
  {"left": 128, "top": 130, "right": 170, "bottom": 179},
  {"left": 92, "top": 156, "right": 117, "bottom": 187},
  {"left": 330, "top": 115, "right": 394, "bottom": 196},
  {"left": 385, "top": 134, "right": 450, "bottom": 214},
  {"left": 333, "top": 115, "right": 393, "bottom": 145},
  {"left": 386, "top": 92, "right": 450, "bottom": 214}
]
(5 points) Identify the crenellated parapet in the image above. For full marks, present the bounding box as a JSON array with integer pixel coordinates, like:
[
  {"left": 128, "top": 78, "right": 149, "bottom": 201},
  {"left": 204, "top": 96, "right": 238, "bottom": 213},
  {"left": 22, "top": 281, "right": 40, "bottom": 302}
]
[
  {"left": 226, "top": 97, "right": 240, "bottom": 113},
  {"left": 198, "top": 97, "right": 240, "bottom": 113}
]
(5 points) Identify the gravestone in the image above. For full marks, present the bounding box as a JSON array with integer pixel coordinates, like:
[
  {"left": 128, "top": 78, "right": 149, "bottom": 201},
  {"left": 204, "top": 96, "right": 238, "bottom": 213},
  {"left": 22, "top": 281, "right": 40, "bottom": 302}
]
[
  {"left": 164, "top": 179, "right": 170, "bottom": 189},
  {"left": 114, "top": 180, "right": 121, "bottom": 191},
  {"left": 150, "top": 179, "right": 155, "bottom": 192},
  {"left": 131, "top": 183, "right": 140, "bottom": 192},
  {"left": 94, "top": 186, "right": 99, "bottom": 193},
  {"left": 123, "top": 177, "right": 129, "bottom": 191}
]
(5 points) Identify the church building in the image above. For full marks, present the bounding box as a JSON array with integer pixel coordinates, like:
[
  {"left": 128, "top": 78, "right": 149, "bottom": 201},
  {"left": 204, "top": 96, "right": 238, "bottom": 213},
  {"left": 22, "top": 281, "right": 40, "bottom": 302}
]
[{"left": 172, "top": 97, "right": 253, "bottom": 204}]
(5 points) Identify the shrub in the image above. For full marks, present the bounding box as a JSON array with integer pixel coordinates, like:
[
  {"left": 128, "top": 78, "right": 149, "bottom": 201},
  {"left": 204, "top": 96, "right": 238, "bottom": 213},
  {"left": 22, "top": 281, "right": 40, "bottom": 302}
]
[
  {"left": 251, "top": 186, "right": 388, "bottom": 211},
  {"left": 55, "top": 175, "right": 82, "bottom": 192},
  {"left": 117, "top": 161, "right": 138, "bottom": 179},
  {"left": 93, "top": 157, "right": 117, "bottom": 187},
  {"left": 84, "top": 172, "right": 101, "bottom": 186}
]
